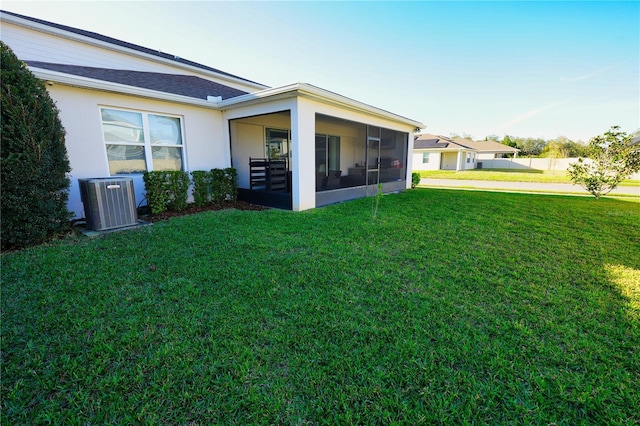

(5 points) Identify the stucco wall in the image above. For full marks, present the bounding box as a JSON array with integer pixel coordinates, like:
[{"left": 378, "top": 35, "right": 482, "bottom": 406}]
[
  {"left": 412, "top": 151, "right": 441, "bottom": 171},
  {"left": 440, "top": 152, "right": 459, "bottom": 170},
  {"left": 47, "top": 84, "right": 225, "bottom": 218}
]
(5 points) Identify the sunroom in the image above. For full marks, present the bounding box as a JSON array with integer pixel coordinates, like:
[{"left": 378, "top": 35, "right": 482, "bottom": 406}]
[{"left": 224, "top": 84, "right": 422, "bottom": 211}]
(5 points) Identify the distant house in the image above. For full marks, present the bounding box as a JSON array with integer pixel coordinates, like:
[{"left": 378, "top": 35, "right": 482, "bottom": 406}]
[
  {"left": 412, "top": 134, "right": 519, "bottom": 171},
  {"left": 1, "top": 10, "right": 423, "bottom": 217}
]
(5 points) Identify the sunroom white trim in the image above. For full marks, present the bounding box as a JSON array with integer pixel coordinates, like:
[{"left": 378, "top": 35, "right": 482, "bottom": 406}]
[{"left": 219, "top": 82, "right": 424, "bottom": 129}]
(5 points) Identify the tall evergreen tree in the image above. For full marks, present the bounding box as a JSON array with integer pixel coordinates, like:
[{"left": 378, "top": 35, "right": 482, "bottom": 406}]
[{"left": 1, "top": 41, "right": 71, "bottom": 249}]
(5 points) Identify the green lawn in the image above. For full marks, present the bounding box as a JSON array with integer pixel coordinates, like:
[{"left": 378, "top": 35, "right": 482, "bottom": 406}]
[
  {"left": 419, "top": 168, "right": 640, "bottom": 186},
  {"left": 2, "top": 189, "right": 639, "bottom": 424}
]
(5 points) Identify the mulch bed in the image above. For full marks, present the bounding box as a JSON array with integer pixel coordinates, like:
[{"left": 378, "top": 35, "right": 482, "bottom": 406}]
[{"left": 140, "top": 201, "right": 268, "bottom": 222}]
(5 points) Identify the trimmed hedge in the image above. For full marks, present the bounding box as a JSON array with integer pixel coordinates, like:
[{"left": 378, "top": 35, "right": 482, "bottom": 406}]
[
  {"left": 144, "top": 168, "right": 237, "bottom": 213},
  {"left": 191, "top": 170, "right": 212, "bottom": 207},
  {"left": 143, "top": 171, "right": 189, "bottom": 214},
  {"left": 1, "top": 41, "right": 72, "bottom": 250},
  {"left": 210, "top": 168, "right": 237, "bottom": 206}
]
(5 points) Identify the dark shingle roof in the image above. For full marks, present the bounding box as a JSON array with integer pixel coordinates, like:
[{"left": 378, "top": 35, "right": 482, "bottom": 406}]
[
  {"left": 414, "top": 139, "right": 449, "bottom": 149},
  {"left": 2, "top": 9, "right": 265, "bottom": 87},
  {"left": 27, "top": 61, "right": 249, "bottom": 100}
]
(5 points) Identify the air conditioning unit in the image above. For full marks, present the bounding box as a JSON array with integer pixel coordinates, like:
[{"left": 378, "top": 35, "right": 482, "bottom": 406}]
[{"left": 79, "top": 178, "right": 138, "bottom": 231}]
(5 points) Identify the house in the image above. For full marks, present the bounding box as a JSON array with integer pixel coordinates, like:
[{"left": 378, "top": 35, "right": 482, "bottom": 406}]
[
  {"left": 0, "top": 10, "right": 423, "bottom": 218},
  {"left": 412, "top": 134, "right": 519, "bottom": 171}
]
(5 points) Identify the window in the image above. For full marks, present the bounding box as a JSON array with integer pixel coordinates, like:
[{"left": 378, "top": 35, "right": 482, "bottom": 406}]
[
  {"left": 101, "top": 108, "right": 184, "bottom": 175},
  {"left": 422, "top": 152, "right": 430, "bottom": 164},
  {"left": 315, "top": 134, "right": 341, "bottom": 191},
  {"left": 265, "top": 128, "right": 290, "bottom": 162},
  {"left": 466, "top": 153, "right": 471, "bottom": 164},
  {"left": 315, "top": 134, "right": 341, "bottom": 174}
]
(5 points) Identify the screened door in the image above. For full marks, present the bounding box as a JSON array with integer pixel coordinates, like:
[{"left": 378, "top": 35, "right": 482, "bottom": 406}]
[{"left": 366, "top": 136, "right": 380, "bottom": 195}]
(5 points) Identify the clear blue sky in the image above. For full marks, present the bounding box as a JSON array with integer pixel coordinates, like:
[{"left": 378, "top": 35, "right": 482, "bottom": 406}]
[{"left": 3, "top": 1, "right": 638, "bottom": 142}]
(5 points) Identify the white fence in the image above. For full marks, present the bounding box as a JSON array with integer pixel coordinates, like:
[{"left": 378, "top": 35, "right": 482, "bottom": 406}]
[{"left": 478, "top": 157, "right": 640, "bottom": 180}]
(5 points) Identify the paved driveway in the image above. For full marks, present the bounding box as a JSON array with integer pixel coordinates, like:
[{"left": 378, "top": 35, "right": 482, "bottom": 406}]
[{"left": 420, "top": 178, "right": 640, "bottom": 197}]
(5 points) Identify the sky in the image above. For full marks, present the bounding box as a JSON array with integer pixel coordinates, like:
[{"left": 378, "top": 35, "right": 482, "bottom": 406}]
[{"left": 2, "top": 1, "right": 638, "bottom": 142}]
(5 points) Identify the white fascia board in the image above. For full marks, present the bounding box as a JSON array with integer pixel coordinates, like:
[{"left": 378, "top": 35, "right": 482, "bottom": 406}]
[
  {"left": 1, "top": 12, "right": 268, "bottom": 92},
  {"left": 415, "top": 148, "right": 460, "bottom": 152},
  {"left": 219, "top": 82, "right": 424, "bottom": 129},
  {"left": 31, "top": 67, "right": 221, "bottom": 109}
]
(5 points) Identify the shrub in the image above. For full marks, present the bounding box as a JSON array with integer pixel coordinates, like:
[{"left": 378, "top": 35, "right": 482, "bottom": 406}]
[
  {"left": 411, "top": 172, "right": 421, "bottom": 188},
  {"left": 1, "top": 41, "right": 72, "bottom": 250},
  {"left": 223, "top": 167, "right": 238, "bottom": 204},
  {"left": 166, "top": 171, "right": 189, "bottom": 211},
  {"left": 191, "top": 170, "right": 211, "bottom": 207},
  {"left": 143, "top": 171, "right": 189, "bottom": 214},
  {"left": 210, "top": 169, "right": 227, "bottom": 206},
  {"left": 210, "top": 168, "right": 238, "bottom": 206},
  {"left": 143, "top": 171, "right": 171, "bottom": 214}
]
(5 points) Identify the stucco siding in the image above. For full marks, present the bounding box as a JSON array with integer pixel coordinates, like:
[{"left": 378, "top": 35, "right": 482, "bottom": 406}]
[
  {"left": 440, "top": 152, "right": 458, "bottom": 170},
  {"left": 231, "top": 122, "right": 269, "bottom": 189},
  {"left": 47, "top": 84, "right": 225, "bottom": 218},
  {"left": 412, "top": 151, "right": 441, "bottom": 171}
]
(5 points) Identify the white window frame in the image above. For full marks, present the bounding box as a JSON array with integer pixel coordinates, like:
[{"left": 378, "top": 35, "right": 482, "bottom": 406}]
[
  {"left": 422, "top": 152, "right": 430, "bottom": 164},
  {"left": 100, "top": 106, "right": 186, "bottom": 175}
]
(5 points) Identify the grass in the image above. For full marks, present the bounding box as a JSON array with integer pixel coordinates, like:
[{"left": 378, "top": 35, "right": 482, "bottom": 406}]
[
  {"left": 2, "top": 189, "right": 639, "bottom": 424},
  {"left": 419, "top": 168, "right": 640, "bottom": 186}
]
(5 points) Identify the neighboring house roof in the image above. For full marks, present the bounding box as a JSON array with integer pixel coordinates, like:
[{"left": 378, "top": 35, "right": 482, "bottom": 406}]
[
  {"left": 453, "top": 139, "right": 520, "bottom": 154},
  {"left": 413, "top": 138, "right": 450, "bottom": 149},
  {"left": 26, "top": 61, "right": 249, "bottom": 100},
  {"left": 1, "top": 9, "right": 266, "bottom": 88},
  {"left": 414, "top": 133, "right": 519, "bottom": 153}
]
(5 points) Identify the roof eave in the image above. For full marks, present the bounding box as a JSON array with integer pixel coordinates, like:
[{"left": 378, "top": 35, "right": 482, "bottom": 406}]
[
  {"left": 31, "top": 67, "right": 221, "bottom": 108},
  {"left": 1, "top": 11, "right": 269, "bottom": 92}
]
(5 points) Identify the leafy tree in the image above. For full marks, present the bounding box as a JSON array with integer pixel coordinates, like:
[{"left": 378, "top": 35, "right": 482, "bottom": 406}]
[
  {"left": 541, "top": 136, "right": 587, "bottom": 158},
  {"left": 514, "top": 137, "right": 547, "bottom": 157},
  {"left": 1, "top": 41, "right": 71, "bottom": 249},
  {"left": 502, "top": 135, "right": 517, "bottom": 148},
  {"left": 568, "top": 126, "right": 640, "bottom": 199}
]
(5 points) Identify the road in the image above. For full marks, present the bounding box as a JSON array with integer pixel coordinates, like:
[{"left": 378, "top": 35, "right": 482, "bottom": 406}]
[{"left": 419, "top": 179, "right": 640, "bottom": 197}]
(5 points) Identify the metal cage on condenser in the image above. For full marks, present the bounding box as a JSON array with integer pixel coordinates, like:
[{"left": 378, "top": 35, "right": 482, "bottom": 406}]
[{"left": 79, "top": 177, "right": 138, "bottom": 231}]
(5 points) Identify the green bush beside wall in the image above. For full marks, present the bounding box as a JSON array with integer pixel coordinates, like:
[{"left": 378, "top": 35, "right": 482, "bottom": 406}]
[
  {"left": 1, "top": 41, "right": 72, "bottom": 250},
  {"left": 144, "top": 168, "right": 237, "bottom": 213}
]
